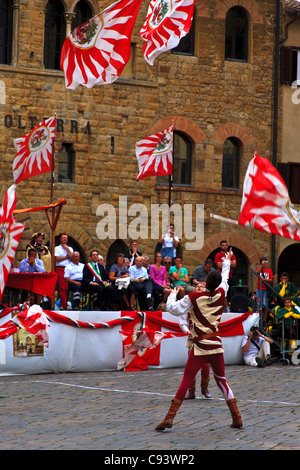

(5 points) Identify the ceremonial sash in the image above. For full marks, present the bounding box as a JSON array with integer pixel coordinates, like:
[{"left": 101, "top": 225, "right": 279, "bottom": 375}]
[{"left": 87, "top": 263, "right": 105, "bottom": 284}]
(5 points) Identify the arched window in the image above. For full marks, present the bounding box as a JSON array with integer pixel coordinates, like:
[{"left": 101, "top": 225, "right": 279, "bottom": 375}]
[
  {"left": 225, "top": 6, "right": 248, "bottom": 62},
  {"left": 44, "top": 0, "right": 66, "bottom": 70},
  {"left": 157, "top": 131, "right": 192, "bottom": 185},
  {"left": 106, "top": 239, "right": 128, "bottom": 268},
  {"left": 171, "top": 17, "right": 195, "bottom": 56},
  {"left": 71, "top": 0, "right": 93, "bottom": 30},
  {"left": 222, "top": 137, "right": 241, "bottom": 189},
  {"left": 0, "top": 0, "right": 13, "bottom": 64}
]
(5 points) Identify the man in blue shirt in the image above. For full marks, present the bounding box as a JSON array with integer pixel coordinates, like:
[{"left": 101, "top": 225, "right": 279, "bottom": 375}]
[
  {"left": 19, "top": 248, "right": 45, "bottom": 305},
  {"left": 20, "top": 248, "right": 45, "bottom": 273},
  {"left": 129, "top": 256, "right": 154, "bottom": 311}
]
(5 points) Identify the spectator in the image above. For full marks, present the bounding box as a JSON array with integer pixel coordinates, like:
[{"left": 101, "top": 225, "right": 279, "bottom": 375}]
[
  {"left": 256, "top": 257, "right": 274, "bottom": 309},
  {"left": 142, "top": 256, "right": 150, "bottom": 275},
  {"left": 274, "top": 297, "right": 300, "bottom": 338},
  {"left": 242, "top": 326, "right": 276, "bottom": 367},
  {"left": 129, "top": 256, "right": 154, "bottom": 311},
  {"left": 273, "top": 272, "right": 299, "bottom": 306},
  {"left": 163, "top": 256, "right": 172, "bottom": 286},
  {"left": 192, "top": 259, "right": 216, "bottom": 287},
  {"left": 150, "top": 252, "right": 172, "bottom": 308},
  {"left": 214, "top": 240, "right": 236, "bottom": 312},
  {"left": 124, "top": 240, "right": 142, "bottom": 266},
  {"left": 169, "top": 256, "right": 193, "bottom": 299},
  {"left": 64, "top": 251, "right": 84, "bottom": 310},
  {"left": 109, "top": 253, "right": 132, "bottom": 310},
  {"left": 20, "top": 248, "right": 45, "bottom": 305},
  {"left": 158, "top": 223, "right": 179, "bottom": 264},
  {"left": 83, "top": 250, "right": 114, "bottom": 311},
  {"left": 26, "top": 232, "right": 51, "bottom": 272},
  {"left": 54, "top": 233, "right": 73, "bottom": 310}
]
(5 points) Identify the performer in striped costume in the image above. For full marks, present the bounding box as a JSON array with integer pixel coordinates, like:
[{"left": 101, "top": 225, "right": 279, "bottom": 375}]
[{"left": 155, "top": 248, "right": 243, "bottom": 430}]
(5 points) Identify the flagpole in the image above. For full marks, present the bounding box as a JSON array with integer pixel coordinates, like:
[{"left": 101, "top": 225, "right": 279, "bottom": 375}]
[{"left": 168, "top": 121, "right": 174, "bottom": 225}]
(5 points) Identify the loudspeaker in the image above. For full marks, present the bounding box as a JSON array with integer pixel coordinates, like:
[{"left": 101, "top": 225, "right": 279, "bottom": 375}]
[{"left": 230, "top": 286, "right": 249, "bottom": 313}]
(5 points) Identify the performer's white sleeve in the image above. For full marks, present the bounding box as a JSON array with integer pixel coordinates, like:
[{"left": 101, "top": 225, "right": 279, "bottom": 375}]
[
  {"left": 220, "top": 259, "right": 230, "bottom": 295},
  {"left": 179, "top": 314, "right": 190, "bottom": 333},
  {"left": 166, "top": 292, "right": 192, "bottom": 317}
]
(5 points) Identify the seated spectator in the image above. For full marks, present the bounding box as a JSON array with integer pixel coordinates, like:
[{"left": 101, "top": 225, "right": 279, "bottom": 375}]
[
  {"left": 142, "top": 256, "right": 150, "bottom": 275},
  {"left": 124, "top": 240, "right": 142, "bottom": 266},
  {"left": 83, "top": 250, "right": 114, "bottom": 311},
  {"left": 26, "top": 232, "right": 51, "bottom": 272},
  {"left": 123, "top": 257, "right": 130, "bottom": 269},
  {"left": 273, "top": 272, "right": 299, "bottom": 306},
  {"left": 150, "top": 252, "right": 172, "bottom": 308},
  {"left": 163, "top": 256, "right": 173, "bottom": 286},
  {"left": 109, "top": 253, "right": 133, "bottom": 310},
  {"left": 274, "top": 297, "right": 300, "bottom": 338},
  {"left": 242, "top": 326, "right": 276, "bottom": 367},
  {"left": 64, "top": 251, "right": 84, "bottom": 310},
  {"left": 192, "top": 259, "right": 216, "bottom": 287},
  {"left": 169, "top": 256, "right": 193, "bottom": 299},
  {"left": 20, "top": 248, "right": 45, "bottom": 305},
  {"left": 129, "top": 256, "right": 154, "bottom": 310},
  {"left": 20, "top": 248, "right": 45, "bottom": 274}
]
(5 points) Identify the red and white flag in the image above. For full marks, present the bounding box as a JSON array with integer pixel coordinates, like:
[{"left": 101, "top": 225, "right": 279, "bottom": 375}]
[
  {"left": 13, "top": 116, "right": 56, "bottom": 184},
  {"left": 0, "top": 185, "right": 25, "bottom": 303},
  {"left": 136, "top": 125, "right": 173, "bottom": 180},
  {"left": 60, "top": 0, "right": 143, "bottom": 90},
  {"left": 238, "top": 152, "right": 300, "bottom": 241},
  {"left": 140, "top": 0, "right": 194, "bottom": 65},
  {"left": 0, "top": 305, "right": 50, "bottom": 347}
]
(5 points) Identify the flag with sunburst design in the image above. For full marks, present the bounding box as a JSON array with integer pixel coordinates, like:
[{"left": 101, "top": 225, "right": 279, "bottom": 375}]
[
  {"left": 0, "top": 185, "right": 25, "bottom": 304},
  {"left": 60, "top": 0, "right": 143, "bottom": 90},
  {"left": 13, "top": 116, "right": 56, "bottom": 184},
  {"left": 135, "top": 125, "right": 173, "bottom": 180},
  {"left": 140, "top": 0, "right": 194, "bottom": 66}
]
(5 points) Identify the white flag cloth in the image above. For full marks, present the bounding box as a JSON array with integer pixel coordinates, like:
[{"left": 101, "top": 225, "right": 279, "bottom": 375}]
[
  {"left": 135, "top": 125, "right": 173, "bottom": 180},
  {"left": 140, "top": 0, "right": 195, "bottom": 65}
]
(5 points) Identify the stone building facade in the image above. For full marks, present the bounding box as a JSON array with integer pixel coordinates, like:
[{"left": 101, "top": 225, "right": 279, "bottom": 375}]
[{"left": 0, "top": 0, "right": 296, "bottom": 287}]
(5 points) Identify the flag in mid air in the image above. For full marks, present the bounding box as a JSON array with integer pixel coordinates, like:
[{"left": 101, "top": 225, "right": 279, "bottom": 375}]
[
  {"left": 140, "top": 0, "right": 195, "bottom": 65},
  {"left": 60, "top": 0, "right": 143, "bottom": 89},
  {"left": 238, "top": 152, "right": 300, "bottom": 241},
  {"left": 136, "top": 125, "right": 173, "bottom": 180},
  {"left": 13, "top": 115, "right": 56, "bottom": 184}
]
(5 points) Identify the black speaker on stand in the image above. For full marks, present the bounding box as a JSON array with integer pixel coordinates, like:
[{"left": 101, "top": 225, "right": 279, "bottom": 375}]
[{"left": 230, "top": 286, "right": 249, "bottom": 313}]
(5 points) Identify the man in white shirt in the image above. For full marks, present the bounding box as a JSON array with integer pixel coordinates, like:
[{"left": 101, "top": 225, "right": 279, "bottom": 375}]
[
  {"left": 54, "top": 233, "right": 73, "bottom": 310},
  {"left": 64, "top": 251, "right": 84, "bottom": 310},
  {"left": 129, "top": 256, "right": 154, "bottom": 310}
]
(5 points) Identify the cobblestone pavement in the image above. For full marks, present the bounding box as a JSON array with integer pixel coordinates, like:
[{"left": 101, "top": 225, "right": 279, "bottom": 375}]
[{"left": 0, "top": 364, "right": 299, "bottom": 452}]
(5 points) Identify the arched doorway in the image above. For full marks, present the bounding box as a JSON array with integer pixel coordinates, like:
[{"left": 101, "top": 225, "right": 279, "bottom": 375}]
[
  {"left": 278, "top": 243, "right": 300, "bottom": 286},
  {"left": 106, "top": 239, "right": 128, "bottom": 268}
]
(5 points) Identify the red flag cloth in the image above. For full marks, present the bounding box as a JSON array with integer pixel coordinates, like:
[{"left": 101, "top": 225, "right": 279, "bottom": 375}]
[
  {"left": 0, "top": 305, "right": 50, "bottom": 347},
  {"left": 136, "top": 125, "right": 173, "bottom": 180},
  {"left": 239, "top": 152, "right": 300, "bottom": 241},
  {"left": 13, "top": 116, "right": 56, "bottom": 184},
  {"left": 119, "top": 311, "right": 162, "bottom": 371},
  {"left": 0, "top": 185, "right": 25, "bottom": 304},
  {"left": 140, "top": 0, "right": 194, "bottom": 65},
  {"left": 60, "top": 0, "right": 143, "bottom": 90},
  {"left": 219, "top": 313, "right": 250, "bottom": 337}
]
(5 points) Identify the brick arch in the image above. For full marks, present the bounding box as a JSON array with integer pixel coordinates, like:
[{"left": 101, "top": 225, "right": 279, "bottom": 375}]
[
  {"left": 194, "top": 0, "right": 210, "bottom": 18},
  {"left": 196, "top": 231, "right": 260, "bottom": 265},
  {"left": 150, "top": 116, "right": 205, "bottom": 144},
  {"left": 214, "top": 0, "right": 263, "bottom": 24},
  {"left": 213, "top": 122, "right": 256, "bottom": 146}
]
